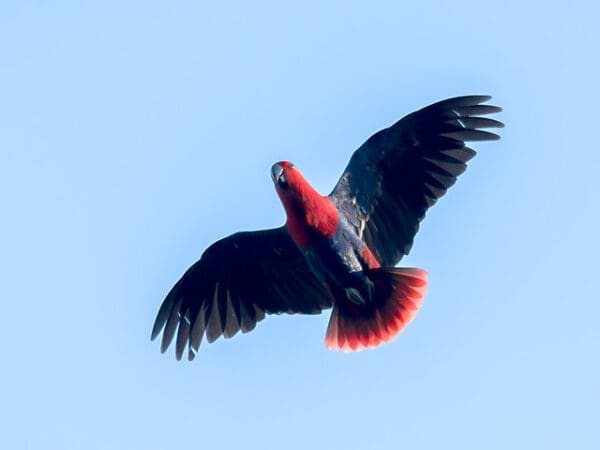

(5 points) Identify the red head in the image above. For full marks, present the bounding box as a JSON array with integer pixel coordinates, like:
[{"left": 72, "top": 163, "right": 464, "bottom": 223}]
[{"left": 271, "top": 161, "right": 307, "bottom": 196}]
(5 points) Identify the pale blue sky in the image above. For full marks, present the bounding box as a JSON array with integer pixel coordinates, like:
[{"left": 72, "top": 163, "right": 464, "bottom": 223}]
[{"left": 1, "top": 1, "right": 599, "bottom": 449}]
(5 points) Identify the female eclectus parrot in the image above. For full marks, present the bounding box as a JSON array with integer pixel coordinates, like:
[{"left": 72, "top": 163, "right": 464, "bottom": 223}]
[{"left": 152, "top": 95, "right": 503, "bottom": 360}]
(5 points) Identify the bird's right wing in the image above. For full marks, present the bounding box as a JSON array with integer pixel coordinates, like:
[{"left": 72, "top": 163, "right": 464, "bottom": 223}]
[{"left": 151, "top": 227, "right": 332, "bottom": 360}]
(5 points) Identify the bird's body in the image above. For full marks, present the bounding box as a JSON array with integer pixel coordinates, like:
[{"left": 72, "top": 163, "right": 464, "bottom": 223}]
[
  {"left": 152, "top": 95, "right": 503, "bottom": 360},
  {"left": 274, "top": 168, "right": 376, "bottom": 302}
]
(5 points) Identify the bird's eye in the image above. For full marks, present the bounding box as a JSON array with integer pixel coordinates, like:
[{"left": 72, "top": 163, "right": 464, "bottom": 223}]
[{"left": 288, "top": 162, "right": 294, "bottom": 169}]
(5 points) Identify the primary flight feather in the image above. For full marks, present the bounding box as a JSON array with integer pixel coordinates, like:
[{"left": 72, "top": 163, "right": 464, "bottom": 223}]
[{"left": 152, "top": 95, "right": 503, "bottom": 360}]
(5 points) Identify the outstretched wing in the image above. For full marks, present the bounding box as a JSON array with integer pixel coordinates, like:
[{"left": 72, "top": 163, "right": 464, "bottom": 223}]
[
  {"left": 151, "top": 227, "right": 332, "bottom": 360},
  {"left": 330, "top": 95, "right": 503, "bottom": 266}
]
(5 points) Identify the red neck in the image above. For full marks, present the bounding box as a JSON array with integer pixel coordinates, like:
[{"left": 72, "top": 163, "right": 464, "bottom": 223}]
[{"left": 277, "top": 183, "right": 339, "bottom": 248}]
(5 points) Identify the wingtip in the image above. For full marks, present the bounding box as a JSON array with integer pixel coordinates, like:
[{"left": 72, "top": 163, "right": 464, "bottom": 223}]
[
  {"left": 440, "top": 94, "right": 493, "bottom": 107},
  {"left": 150, "top": 325, "right": 161, "bottom": 341},
  {"left": 473, "top": 95, "right": 504, "bottom": 115},
  {"left": 160, "top": 338, "right": 170, "bottom": 354},
  {"left": 429, "top": 95, "right": 502, "bottom": 118},
  {"left": 470, "top": 94, "right": 492, "bottom": 103}
]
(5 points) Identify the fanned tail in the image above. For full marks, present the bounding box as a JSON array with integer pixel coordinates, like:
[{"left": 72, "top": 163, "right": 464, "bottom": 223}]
[{"left": 325, "top": 268, "right": 427, "bottom": 351}]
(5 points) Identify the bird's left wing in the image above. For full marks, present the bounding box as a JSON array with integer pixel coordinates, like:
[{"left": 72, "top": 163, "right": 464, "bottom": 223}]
[
  {"left": 151, "top": 227, "right": 332, "bottom": 360},
  {"left": 329, "top": 95, "right": 503, "bottom": 266}
]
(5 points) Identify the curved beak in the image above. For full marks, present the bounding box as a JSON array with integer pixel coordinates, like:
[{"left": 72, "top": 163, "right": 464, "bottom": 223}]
[{"left": 271, "top": 163, "right": 286, "bottom": 185}]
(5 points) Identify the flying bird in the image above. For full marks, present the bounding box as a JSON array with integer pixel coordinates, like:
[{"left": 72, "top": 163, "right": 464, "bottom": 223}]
[{"left": 152, "top": 95, "right": 503, "bottom": 360}]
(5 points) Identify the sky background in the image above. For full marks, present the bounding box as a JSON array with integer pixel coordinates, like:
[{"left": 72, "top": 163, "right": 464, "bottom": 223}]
[{"left": 1, "top": 1, "right": 599, "bottom": 449}]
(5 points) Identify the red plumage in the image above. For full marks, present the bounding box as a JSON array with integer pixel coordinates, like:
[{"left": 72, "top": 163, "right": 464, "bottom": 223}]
[{"left": 274, "top": 162, "right": 339, "bottom": 247}]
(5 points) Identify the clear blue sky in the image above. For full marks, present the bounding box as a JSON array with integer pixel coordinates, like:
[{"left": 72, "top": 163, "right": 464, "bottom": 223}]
[{"left": 1, "top": 1, "right": 598, "bottom": 449}]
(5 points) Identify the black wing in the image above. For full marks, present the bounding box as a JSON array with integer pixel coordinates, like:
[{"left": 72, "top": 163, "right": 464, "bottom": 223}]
[
  {"left": 330, "top": 95, "right": 503, "bottom": 266},
  {"left": 151, "top": 227, "right": 332, "bottom": 360}
]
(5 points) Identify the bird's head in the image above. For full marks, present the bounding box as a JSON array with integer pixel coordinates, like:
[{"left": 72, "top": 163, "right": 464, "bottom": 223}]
[
  {"left": 271, "top": 161, "right": 301, "bottom": 193},
  {"left": 271, "top": 161, "right": 318, "bottom": 205}
]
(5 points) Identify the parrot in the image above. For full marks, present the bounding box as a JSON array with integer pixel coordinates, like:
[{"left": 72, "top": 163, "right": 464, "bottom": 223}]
[{"left": 151, "top": 95, "right": 503, "bottom": 360}]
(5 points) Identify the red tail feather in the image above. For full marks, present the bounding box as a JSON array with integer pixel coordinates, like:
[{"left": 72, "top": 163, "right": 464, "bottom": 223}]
[{"left": 325, "top": 268, "right": 427, "bottom": 351}]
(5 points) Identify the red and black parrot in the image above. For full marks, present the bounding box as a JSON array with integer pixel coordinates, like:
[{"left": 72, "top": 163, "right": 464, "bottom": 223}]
[{"left": 151, "top": 95, "right": 503, "bottom": 360}]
